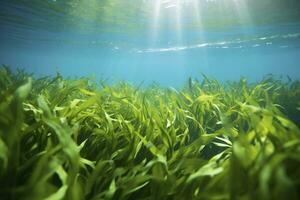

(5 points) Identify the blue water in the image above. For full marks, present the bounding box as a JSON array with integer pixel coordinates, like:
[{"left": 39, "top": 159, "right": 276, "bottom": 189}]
[{"left": 1, "top": 0, "right": 300, "bottom": 87}]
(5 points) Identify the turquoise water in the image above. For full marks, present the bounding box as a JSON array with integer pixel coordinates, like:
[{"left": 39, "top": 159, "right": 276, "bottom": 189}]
[{"left": 1, "top": 0, "right": 300, "bottom": 86}]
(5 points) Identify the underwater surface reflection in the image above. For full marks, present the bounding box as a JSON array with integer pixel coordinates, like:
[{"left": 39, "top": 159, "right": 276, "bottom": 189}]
[{"left": 0, "top": 0, "right": 300, "bottom": 86}]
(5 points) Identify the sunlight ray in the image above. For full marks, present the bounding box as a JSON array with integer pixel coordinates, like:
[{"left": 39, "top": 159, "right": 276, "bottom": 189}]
[
  {"left": 175, "top": 0, "right": 183, "bottom": 44},
  {"left": 151, "top": 0, "right": 162, "bottom": 45},
  {"left": 231, "top": 0, "right": 253, "bottom": 27}
]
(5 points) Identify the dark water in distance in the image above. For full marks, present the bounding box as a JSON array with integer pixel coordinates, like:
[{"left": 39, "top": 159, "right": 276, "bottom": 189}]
[{"left": 1, "top": 0, "right": 300, "bottom": 86}]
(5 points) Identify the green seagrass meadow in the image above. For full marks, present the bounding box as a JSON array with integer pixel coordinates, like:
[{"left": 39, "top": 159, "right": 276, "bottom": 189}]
[{"left": 0, "top": 66, "right": 300, "bottom": 200}]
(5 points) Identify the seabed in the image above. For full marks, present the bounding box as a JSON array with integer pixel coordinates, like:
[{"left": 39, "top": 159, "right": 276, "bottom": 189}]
[{"left": 0, "top": 66, "right": 300, "bottom": 199}]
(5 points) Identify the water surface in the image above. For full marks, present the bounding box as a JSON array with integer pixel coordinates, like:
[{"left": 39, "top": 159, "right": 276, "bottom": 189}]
[{"left": 1, "top": 0, "right": 300, "bottom": 86}]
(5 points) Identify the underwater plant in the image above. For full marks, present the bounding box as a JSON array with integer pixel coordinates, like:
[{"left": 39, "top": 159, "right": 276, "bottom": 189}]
[{"left": 0, "top": 66, "right": 300, "bottom": 200}]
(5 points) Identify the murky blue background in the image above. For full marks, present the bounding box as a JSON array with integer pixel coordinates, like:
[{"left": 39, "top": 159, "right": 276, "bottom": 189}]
[{"left": 1, "top": 0, "right": 300, "bottom": 86}]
